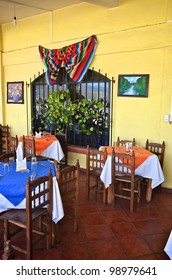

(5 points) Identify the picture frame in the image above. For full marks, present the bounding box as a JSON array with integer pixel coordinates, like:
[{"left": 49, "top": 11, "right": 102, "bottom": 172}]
[
  {"left": 117, "top": 74, "right": 149, "bottom": 97},
  {"left": 7, "top": 81, "right": 24, "bottom": 104}
]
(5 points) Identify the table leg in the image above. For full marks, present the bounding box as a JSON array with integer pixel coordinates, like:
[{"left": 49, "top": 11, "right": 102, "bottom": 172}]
[
  {"left": 52, "top": 221, "right": 61, "bottom": 245},
  {"left": 107, "top": 184, "right": 112, "bottom": 204},
  {"left": 103, "top": 187, "right": 107, "bottom": 204},
  {"left": 146, "top": 179, "right": 152, "bottom": 202}
]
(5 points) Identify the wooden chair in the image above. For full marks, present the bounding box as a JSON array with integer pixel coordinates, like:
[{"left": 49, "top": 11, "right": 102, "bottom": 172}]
[
  {"left": 54, "top": 159, "right": 80, "bottom": 242},
  {"left": 144, "top": 139, "right": 165, "bottom": 191},
  {"left": 22, "top": 135, "right": 53, "bottom": 162},
  {"left": 6, "top": 135, "right": 18, "bottom": 154},
  {"left": 0, "top": 124, "right": 10, "bottom": 155},
  {"left": 145, "top": 139, "right": 165, "bottom": 168},
  {"left": 1, "top": 170, "right": 53, "bottom": 260},
  {"left": 22, "top": 135, "right": 36, "bottom": 159},
  {"left": 42, "top": 131, "right": 52, "bottom": 136},
  {"left": 115, "top": 136, "right": 136, "bottom": 147},
  {"left": 54, "top": 130, "right": 68, "bottom": 166},
  {"left": 0, "top": 152, "right": 16, "bottom": 162},
  {"left": 86, "top": 145, "right": 107, "bottom": 203},
  {"left": 111, "top": 148, "right": 142, "bottom": 212}
]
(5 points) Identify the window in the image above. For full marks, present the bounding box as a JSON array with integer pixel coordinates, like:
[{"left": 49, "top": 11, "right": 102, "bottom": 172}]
[{"left": 31, "top": 68, "right": 111, "bottom": 149}]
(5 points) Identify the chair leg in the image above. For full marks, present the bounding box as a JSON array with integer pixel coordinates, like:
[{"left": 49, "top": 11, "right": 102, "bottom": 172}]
[
  {"left": 2, "top": 219, "right": 14, "bottom": 259},
  {"left": 3, "top": 219, "right": 8, "bottom": 243},
  {"left": 74, "top": 197, "right": 78, "bottom": 232},
  {"left": 2, "top": 240, "right": 14, "bottom": 260},
  {"left": 86, "top": 172, "right": 90, "bottom": 200},
  {"left": 111, "top": 182, "right": 115, "bottom": 208},
  {"left": 137, "top": 182, "right": 141, "bottom": 204},
  {"left": 47, "top": 218, "right": 52, "bottom": 250},
  {"left": 26, "top": 226, "right": 32, "bottom": 260},
  {"left": 52, "top": 221, "right": 55, "bottom": 246},
  {"left": 95, "top": 176, "right": 99, "bottom": 200},
  {"left": 130, "top": 185, "right": 134, "bottom": 212}
]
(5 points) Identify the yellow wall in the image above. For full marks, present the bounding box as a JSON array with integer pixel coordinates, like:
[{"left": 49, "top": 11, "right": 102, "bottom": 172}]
[
  {"left": 0, "top": 27, "right": 3, "bottom": 122},
  {"left": 0, "top": 0, "right": 172, "bottom": 188}
]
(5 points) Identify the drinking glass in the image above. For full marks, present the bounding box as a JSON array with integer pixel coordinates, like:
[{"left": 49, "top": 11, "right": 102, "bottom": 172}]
[
  {"left": 31, "top": 157, "right": 37, "bottom": 180},
  {"left": 129, "top": 142, "right": 133, "bottom": 152},
  {"left": 3, "top": 163, "right": 9, "bottom": 175},
  {"left": 9, "top": 156, "right": 14, "bottom": 168},
  {"left": 125, "top": 142, "right": 129, "bottom": 152},
  {"left": 31, "top": 156, "right": 37, "bottom": 163}
]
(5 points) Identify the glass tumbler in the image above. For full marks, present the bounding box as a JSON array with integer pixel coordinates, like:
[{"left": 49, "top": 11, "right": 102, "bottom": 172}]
[
  {"left": 9, "top": 156, "right": 15, "bottom": 168},
  {"left": 3, "top": 163, "right": 9, "bottom": 175},
  {"left": 31, "top": 157, "right": 37, "bottom": 180}
]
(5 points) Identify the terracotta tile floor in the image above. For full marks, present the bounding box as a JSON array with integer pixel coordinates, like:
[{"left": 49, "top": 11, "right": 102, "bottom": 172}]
[{"left": 0, "top": 172, "right": 172, "bottom": 260}]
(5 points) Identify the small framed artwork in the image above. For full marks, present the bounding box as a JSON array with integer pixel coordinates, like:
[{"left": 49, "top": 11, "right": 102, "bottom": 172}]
[
  {"left": 117, "top": 74, "right": 149, "bottom": 97},
  {"left": 7, "top": 81, "right": 24, "bottom": 104}
]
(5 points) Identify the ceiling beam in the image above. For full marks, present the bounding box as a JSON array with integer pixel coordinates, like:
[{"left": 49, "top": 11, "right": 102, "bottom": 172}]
[
  {"left": 0, "top": 0, "right": 52, "bottom": 11},
  {"left": 84, "top": 0, "right": 119, "bottom": 9}
]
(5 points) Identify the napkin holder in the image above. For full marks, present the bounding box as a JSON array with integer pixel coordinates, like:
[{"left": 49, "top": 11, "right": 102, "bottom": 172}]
[
  {"left": 35, "top": 131, "right": 42, "bottom": 138},
  {"left": 126, "top": 142, "right": 132, "bottom": 152}
]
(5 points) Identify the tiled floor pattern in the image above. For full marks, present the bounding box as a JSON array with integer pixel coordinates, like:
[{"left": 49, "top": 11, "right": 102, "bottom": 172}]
[{"left": 0, "top": 172, "right": 172, "bottom": 260}]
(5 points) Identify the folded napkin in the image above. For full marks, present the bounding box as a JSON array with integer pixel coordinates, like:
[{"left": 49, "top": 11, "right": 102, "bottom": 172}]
[
  {"left": 16, "top": 157, "right": 27, "bottom": 171},
  {"left": 35, "top": 131, "right": 42, "bottom": 138},
  {"left": 164, "top": 230, "right": 172, "bottom": 259}
]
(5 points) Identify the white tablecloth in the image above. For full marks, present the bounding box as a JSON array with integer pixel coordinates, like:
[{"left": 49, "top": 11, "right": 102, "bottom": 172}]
[
  {"left": 100, "top": 154, "right": 165, "bottom": 189},
  {"left": 0, "top": 177, "right": 64, "bottom": 224},
  {"left": 16, "top": 140, "right": 64, "bottom": 162}
]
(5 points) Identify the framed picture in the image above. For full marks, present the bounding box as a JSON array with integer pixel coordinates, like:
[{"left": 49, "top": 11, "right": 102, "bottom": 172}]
[
  {"left": 7, "top": 81, "right": 24, "bottom": 104},
  {"left": 117, "top": 74, "right": 149, "bottom": 97}
]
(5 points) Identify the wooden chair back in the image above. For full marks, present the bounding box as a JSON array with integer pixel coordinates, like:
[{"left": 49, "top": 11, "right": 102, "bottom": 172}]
[
  {"left": 56, "top": 159, "right": 80, "bottom": 234},
  {"left": 6, "top": 135, "right": 18, "bottom": 154},
  {"left": 0, "top": 124, "right": 10, "bottom": 155},
  {"left": 0, "top": 152, "right": 16, "bottom": 162},
  {"left": 116, "top": 136, "right": 136, "bottom": 147},
  {"left": 145, "top": 139, "right": 165, "bottom": 168},
  {"left": 22, "top": 135, "right": 36, "bottom": 158},
  {"left": 1, "top": 170, "right": 53, "bottom": 260},
  {"left": 111, "top": 148, "right": 141, "bottom": 212},
  {"left": 42, "top": 131, "right": 52, "bottom": 136},
  {"left": 86, "top": 145, "right": 107, "bottom": 202},
  {"left": 55, "top": 130, "right": 68, "bottom": 166}
]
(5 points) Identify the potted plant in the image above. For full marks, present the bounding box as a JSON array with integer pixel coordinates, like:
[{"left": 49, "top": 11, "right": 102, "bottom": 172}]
[
  {"left": 34, "top": 89, "right": 108, "bottom": 135},
  {"left": 35, "top": 89, "right": 76, "bottom": 132}
]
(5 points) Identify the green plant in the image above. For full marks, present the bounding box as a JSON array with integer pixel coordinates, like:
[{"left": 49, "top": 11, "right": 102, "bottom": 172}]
[
  {"left": 74, "top": 98, "right": 108, "bottom": 135},
  {"left": 36, "top": 89, "right": 76, "bottom": 132},
  {"left": 35, "top": 89, "right": 108, "bottom": 135}
]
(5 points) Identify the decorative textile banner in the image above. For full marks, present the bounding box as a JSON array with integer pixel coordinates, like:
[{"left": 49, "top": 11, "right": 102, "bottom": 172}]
[{"left": 38, "top": 35, "right": 97, "bottom": 85}]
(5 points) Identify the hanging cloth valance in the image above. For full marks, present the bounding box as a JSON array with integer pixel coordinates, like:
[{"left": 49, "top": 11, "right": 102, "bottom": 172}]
[{"left": 38, "top": 35, "right": 97, "bottom": 85}]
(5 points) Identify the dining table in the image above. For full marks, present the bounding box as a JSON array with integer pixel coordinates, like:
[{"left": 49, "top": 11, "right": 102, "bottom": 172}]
[
  {"left": 100, "top": 146, "right": 165, "bottom": 203},
  {"left": 16, "top": 134, "right": 64, "bottom": 162},
  {"left": 0, "top": 160, "right": 64, "bottom": 223}
]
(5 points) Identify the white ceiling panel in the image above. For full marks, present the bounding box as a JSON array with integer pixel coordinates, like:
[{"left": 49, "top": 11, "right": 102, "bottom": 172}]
[{"left": 0, "top": 0, "right": 119, "bottom": 25}]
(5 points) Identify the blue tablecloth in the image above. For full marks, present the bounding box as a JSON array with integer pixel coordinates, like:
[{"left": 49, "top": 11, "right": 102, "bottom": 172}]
[{"left": 0, "top": 161, "right": 56, "bottom": 206}]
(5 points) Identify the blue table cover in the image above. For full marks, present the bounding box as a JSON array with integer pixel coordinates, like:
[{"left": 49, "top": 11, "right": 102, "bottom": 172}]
[{"left": 0, "top": 161, "right": 56, "bottom": 206}]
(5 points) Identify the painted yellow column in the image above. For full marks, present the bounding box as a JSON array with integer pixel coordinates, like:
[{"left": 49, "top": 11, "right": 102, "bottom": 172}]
[{"left": 0, "top": 27, "right": 3, "bottom": 123}]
